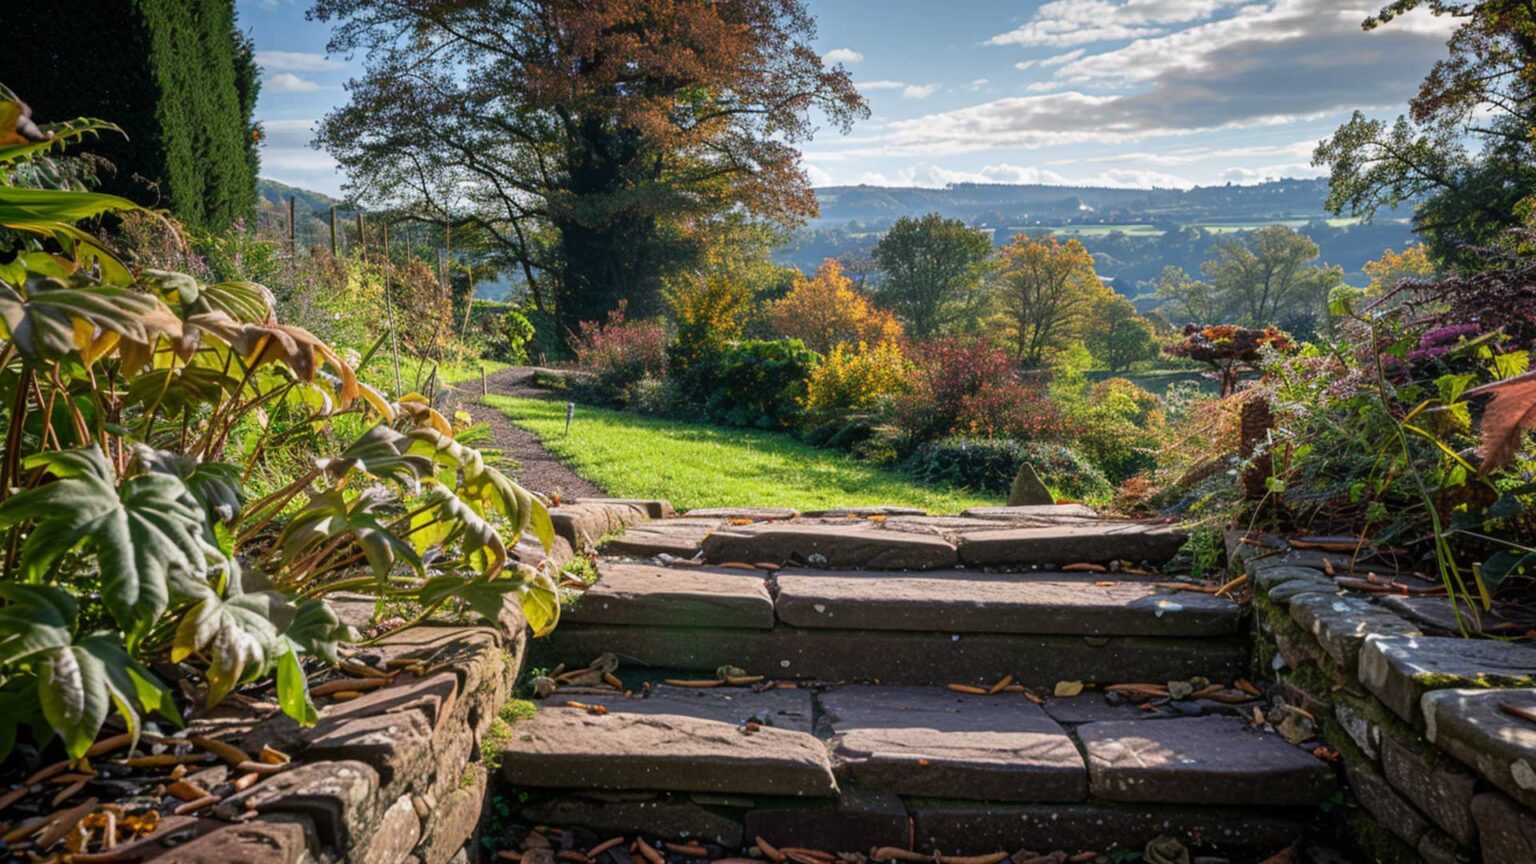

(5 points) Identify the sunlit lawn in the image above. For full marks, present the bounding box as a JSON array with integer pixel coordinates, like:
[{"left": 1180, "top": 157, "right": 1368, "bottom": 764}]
[{"left": 482, "top": 395, "right": 996, "bottom": 513}]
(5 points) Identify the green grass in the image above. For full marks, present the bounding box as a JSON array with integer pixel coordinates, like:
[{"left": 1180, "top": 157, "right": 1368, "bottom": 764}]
[
  {"left": 358, "top": 353, "right": 510, "bottom": 396},
  {"left": 483, "top": 395, "right": 996, "bottom": 513}
]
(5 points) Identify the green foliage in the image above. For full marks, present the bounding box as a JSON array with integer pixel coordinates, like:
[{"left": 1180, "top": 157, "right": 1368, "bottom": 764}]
[
  {"left": 483, "top": 395, "right": 992, "bottom": 512},
  {"left": 903, "top": 437, "right": 1113, "bottom": 504},
  {"left": 4, "top": 0, "right": 259, "bottom": 229},
  {"left": 870, "top": 213, "right": 994, "bottom": 338},
  {"left": 1085, "top": 293, "right": 1160, "bottom": 372},
  {"left": 0, "top": 91, "right": 554, "bottom": 761},
  {"left": 1060, "top": 378, "right": 1169, "bottom": 484},
  {"left": 684, "top": 339, "right": 820, "bottom": 430},
  {"left": 479, "top": 306, "right": 536, "bottom": 365}
]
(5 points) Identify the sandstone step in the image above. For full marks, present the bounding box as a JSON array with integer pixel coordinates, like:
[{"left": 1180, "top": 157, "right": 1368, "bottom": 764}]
[
  {"left": 773, "top": 570, "right": 1240, "bottom": 637},
  {"left": 535, "top": 625, "right": 1248, "bottom": 686},
  {"left": 498, "top": 687, "right": 836, "bottom": 798},
  {"left": 683, "top": 506, "right": 799, "bottom": 521},
  {"left": 573, "top": 497, "right": 674, "bottom": 519},
  {"left": 1078, "top": 715, "right": 1335, "bottom": 806},
  {"left": 957, "top": 522, "right": 1188, "bottom": 567},
  {"left": 549, "top": 501, "right": 651, "bottom": 551},
  {"left": 820, "top": 686, "right": 1086, "bottom": 801},
  {"left": 564, "top": 562, "right": 774, "bottom": 629},
  {"left": 960, "top": 504, "right": 1099, "bottom": 521},
  {"left": 702, "top": 522, "right": 959, "bottom": 570},
  {"left": 600, "top": 518, "right": 725, "bottom": 558}
]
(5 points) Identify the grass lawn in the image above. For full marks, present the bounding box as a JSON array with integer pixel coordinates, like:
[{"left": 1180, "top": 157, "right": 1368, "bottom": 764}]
[{"left": 482, "top": 395, "right": 996, "bottom": 513}]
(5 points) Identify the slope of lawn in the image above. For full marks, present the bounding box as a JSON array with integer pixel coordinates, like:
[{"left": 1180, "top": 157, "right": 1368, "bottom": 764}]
[{"left": 482, "top": 395, "right": 996, "bottom": 513}]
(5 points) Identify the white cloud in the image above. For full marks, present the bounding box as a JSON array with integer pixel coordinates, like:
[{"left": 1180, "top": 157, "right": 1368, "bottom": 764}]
[
  {"left": 967, "top": 78, "right": 990, "bottom": 90},
  {"left": 902, "top": 84, "right": 940, "bottom": 100},
  {"left": 266, "top": 73, "right": 322, "bottom": 93},
  {"left": 840, "top": 0, "right": 1456, "bottom": 158},
  {"left": 988, "top": 0, "right": 1247, "bottom": 47},
  {"left": 803, "top": 163, "right": 835, "bottom": 186},
  {"left": 856, "top": 162, "right": 1070, "bottom": 188},
  {"left": 822, "top": 48, "right": 864, "bottom": 65},
  {"left": 1016, "top": 49, "right": 1087, "bottom": 70},
  {"left": 259, "top": 118, "right": 339, "bottom": 176},
  {"left": 857, "top": 80, "right": 908, "bottom": 91},
  {"left": 254, "top": 50, "right": 344, "bottom": 72}
]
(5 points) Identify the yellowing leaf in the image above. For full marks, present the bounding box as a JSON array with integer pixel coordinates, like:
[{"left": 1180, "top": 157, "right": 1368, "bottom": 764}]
[
  {"left": 1465, "top": 370, "right": 1536, "bottom": 473},
  {"left": 1054, "top": 680, "right": 1085, "bottom": 697}
]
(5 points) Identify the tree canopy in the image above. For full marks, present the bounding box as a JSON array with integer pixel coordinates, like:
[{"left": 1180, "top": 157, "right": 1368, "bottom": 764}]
[
  {"left": 1314, "top": 0, "right": 1536, "bottom": 265},
  {"left": 1200, "top": 226, "right": 1342, "bottom": 330},
  {"left": 311, "top": 0, "right": 867, "bottom": 335},
  {"left": 871, "top": 213, "right": 995, "bottom": 339},
  {"left": 995, "top": 235, "right": 1107, "bottom": 367}
]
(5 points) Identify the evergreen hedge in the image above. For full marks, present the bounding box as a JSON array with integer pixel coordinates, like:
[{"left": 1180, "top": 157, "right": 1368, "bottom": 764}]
[{"left": 4, "top": 0, "right": 260, "bottom": 230}]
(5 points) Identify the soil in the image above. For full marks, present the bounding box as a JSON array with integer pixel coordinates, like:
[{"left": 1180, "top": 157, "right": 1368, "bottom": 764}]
[{"left": 474, "top": 367, "right": 606, "bottom": 500}]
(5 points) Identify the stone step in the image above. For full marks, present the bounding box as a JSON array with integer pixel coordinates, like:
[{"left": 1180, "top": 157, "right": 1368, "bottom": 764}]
[
  {"left": 498, "top": 687, "right": 836, "bottom": 798},
  {"left": 958, "top": 523, "right": 1187, "bottom": 568},
  {"left": 534, "top": 625, "right": 1247, "bottom": 686},
  {"left": 774, "top": 569, "right": 1240, "bottom": 637},
  {"left": 498, "top": 685, "right": 1334, "bottom": 856},
  {"left": 599, "top": 518, "right": 725, "bottom": 558},
  {"left": 564, "top": 563, "right": 775, "bottom": 630}
]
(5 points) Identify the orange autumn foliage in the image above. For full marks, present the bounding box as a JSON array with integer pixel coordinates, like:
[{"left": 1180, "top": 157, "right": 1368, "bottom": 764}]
[{"left": 768, "top": 260, "right": 903, "bottom": 354}]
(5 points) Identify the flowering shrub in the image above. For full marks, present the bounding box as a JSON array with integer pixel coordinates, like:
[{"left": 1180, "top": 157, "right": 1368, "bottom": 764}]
[
  {"left": 801, "top": 340, "right": 913, "bottom": 432},
  {"left": 768, "top": 259, "right": 903, "bottom": 353},
  {"left": 1164, "top": 323, "right": 1294, "bottom": 396},
  {"left": 569, "top": 301, "right": 669, "bottom": 405},
  {"left": 890, "top": 337, "right": 1071, "bottom": 450}
]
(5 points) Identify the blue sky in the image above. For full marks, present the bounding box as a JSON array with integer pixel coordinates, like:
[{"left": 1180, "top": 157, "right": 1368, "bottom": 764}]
[{"left": 238, "top": 0, "right": 1458, "bottom": 197}]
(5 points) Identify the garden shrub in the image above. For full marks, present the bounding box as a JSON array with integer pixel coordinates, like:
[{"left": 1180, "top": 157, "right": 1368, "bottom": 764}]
[
  {"left": 1067, "top": 377, "right": 1169, "bottom": 483},
  {"left": 903, "top": 437, "right": 1113, "bottom": 502},
  {"left": 685, "top": 339, "right": 820, "bottom": 430},
  {"left": 482, "top": 307, "right": 536, "bottom": 364},
  {"left": 890, "top": 337, "right": 1073, "bottom": 451},
  {"left": 569, "top": 302, "right": 669, "bottom": 406},
  {"left": 801, "top": 340, "right": 912, "bottom": 438}
]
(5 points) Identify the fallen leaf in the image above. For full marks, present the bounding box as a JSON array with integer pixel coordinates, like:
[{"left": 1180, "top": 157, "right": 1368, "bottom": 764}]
[
  {"left": 1054, "top": 680, "right": 1085, "bottom": 697},
  {"left": 1463, "top": 369, "right": 1536, "bottom": 472}
]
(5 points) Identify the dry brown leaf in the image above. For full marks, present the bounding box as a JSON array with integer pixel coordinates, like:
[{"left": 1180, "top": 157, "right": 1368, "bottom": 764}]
[
  {"left": 1054, "top": 680, "right": 1085, "bottom": 697},
  {"left": 1465, "top": 370, "right": 1536, "bottom": 472}
]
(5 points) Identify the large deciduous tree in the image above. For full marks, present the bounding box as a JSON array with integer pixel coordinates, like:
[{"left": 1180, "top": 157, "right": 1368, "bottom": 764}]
[
  {"left": 1200, "top": 226, "right": 1342, "bottom": 329},
  {"left": 1314, "top": 1, "right": 1536, "bottom": 266},
  {"left": 870, "top": 213, "right": 995, "bottom": 339},
  {"left": 995, "top": 235, "right": 1106, "bottom": 367},
  {"left": 1085, "top": 293, "right": 1159, "bottom": 373},
  {"left": 310, "top": 0, "right": 866, "bottom": 336}
]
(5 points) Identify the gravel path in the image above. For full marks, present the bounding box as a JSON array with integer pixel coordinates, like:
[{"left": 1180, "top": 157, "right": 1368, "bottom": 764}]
[{"left": 476, "top": 367, "right": 606, "bottom": 500}]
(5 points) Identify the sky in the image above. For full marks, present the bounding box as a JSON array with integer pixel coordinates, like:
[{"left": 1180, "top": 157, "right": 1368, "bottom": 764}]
[{"left": 238, "top": 0, "right": 1459, "bottom": 197}]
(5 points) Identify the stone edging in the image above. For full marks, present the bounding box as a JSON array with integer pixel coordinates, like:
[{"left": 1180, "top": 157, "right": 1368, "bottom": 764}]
[{"left": 1236, "top": 535, "right": 1536, "bottom": 864}]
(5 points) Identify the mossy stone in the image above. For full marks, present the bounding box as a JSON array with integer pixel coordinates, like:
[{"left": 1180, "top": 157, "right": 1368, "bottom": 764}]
[{"left": 1007, "top": 462, "right": 1054, "bottom": 506}]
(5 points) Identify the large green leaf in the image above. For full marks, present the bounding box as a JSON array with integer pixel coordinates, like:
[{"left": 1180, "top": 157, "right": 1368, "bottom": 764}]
[
  {"left": 0, "top": 186, "right": 141, "bottom": 225},
  {"left": 132, "top": 446, "right": 245, "bottom": 525},
  {"left": 0, "top": 448, "right": 218, "bottom": 646},
  {"left": 172, "top": 591, "right": 293, "bottom": 706},
  {"left": 0, "top": 112, "right": 122, "bottom": 167},
  {"left": 275, "top": 648, "right": 318, "bottom": 727},
  {"left": 37, "top": 640, "right": 109, "bottom": 759},
  {"left": 278, "top": 488, "right": 422, "bottom": 580},
  {"left": 322, "top": 424, "right": 433, "bottom": 486},
  {"left": 412, "top": 482, "right": 508, "bottom": 577},
  {"left": 0, "top": 584, "right": 76, "bottom": 666},
  {"left": 0, "top": 275, "right": 181, "bottom": 363}
]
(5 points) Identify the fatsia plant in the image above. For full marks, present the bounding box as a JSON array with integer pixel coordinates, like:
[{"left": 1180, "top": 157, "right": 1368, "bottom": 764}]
[{"left": 0, "top": 85, "right": 555, "bottom": 760}]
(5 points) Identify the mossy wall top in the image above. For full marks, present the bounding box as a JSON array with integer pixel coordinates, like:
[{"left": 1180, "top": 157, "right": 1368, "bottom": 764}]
[{"left": 4, "top": 0, "right": 260, "bottom": 230}]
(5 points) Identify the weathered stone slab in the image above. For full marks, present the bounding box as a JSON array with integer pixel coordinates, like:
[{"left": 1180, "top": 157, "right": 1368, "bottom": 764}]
[
  {"left": 1378, "top": 594, "right": 1514, "bottom": 635},
  {"left": 961, "top": 504, "right": 1099, "bottom": 521},
  {"left": 957, "top": 523, "right": 1187, "bottom": 567},
  {"left": 1043, "top": 695, "right": 1208, "bottom": 726},
  {"left": 1473, "top": 791, "right": 1536, "bottom": 864},
  {"left": 1423, "top": 688, "right": 1536, "bottom": 812},
  {"left": 549, "top": 501, "right": 649, "bottom": 550},
  {"left": 774, "top": 570, "right": 1238, "bottom": 637},
  {"left": 146, "top": 816, "right": 319, "bottom": 863},
  {"left": 744, "top": 790, "right": 910, "bottom": 849},
  {"left": 565, "top": 563, "right": 774, "bottom": 629},
  {"left": 1360, "top": 636, "right": 1536, "bottom": 726},
  {"left": 821, "top": 686, "right": 1084, "bottom": 801},
  {"left": 802, "top": 506, "right": 927, "bottom": 517},
  {"left": 1252, "top": 565, "right": 1331, "bottom": 592},
  {"left": 1380, "top": 732, "right": 1478, "bottom": 847},
  {"left": 213, "top": 760, "right": 379, "bottom": 850},
  {"left": 1078, "top": 716, "right": 1334, "bottom": 806},
  {"left": 1242, "top": 546, "right": 1396, "bottom": 577},
  {"left": 545, "top": 685, "right": 816, "bottom": 734},
  {"left": 575, "top": 497, "right": 674, "bottom": 519},
  {"left": 683, "top": 507, "right": 799, "bottom": 521},
  {"left": 518, "top": 795, "right": 745, "bottom": 845},
  {"left": 600, "top": 518, "right": 725, "bottom": 558},
  {"left": 499, "top": 688, "right": 835, "bottom": 797},
  {"left": 538, "top": 625, "right": 1248, "bottom": 686},
  {"left": 1289, "top": 593, "right": 1422, "bottom": 677},
  {"left": 908, "top": 801, "right": 1315, "bottom": 856},
  {"left": 702, "top": 523, "right": 958, "bottom": 570},
  {"left": 1343, "top": 748, "right": 1430, "bottom": 847}
]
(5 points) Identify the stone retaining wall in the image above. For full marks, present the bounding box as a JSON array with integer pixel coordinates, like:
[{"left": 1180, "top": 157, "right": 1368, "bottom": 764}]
[{"left": 1236, "top": 537, "right": 1536, "bottom": 864}]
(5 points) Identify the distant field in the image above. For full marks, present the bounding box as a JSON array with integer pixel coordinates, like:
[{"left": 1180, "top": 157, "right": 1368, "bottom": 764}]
[{"left": 1004, "top": 215, "right": 1390, "bottom": 239}]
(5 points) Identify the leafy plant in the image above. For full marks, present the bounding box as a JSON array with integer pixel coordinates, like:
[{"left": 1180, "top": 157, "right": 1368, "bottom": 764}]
[
  {"left": 0, "top": 87, "right": 556, "bottom": 760},
  {"left": 904, "top": 436, "right": 1113, "bottom": 503}
]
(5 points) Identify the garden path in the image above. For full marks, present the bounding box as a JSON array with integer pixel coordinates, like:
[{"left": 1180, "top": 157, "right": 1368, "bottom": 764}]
[{"left": 476, "top": 366, "right": 606, "bottom": 499}]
